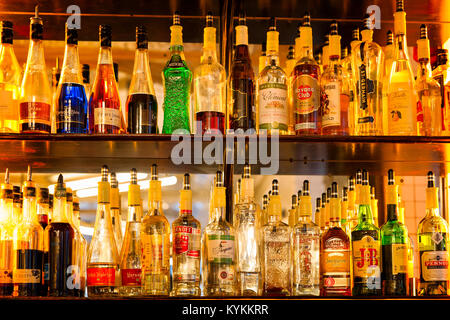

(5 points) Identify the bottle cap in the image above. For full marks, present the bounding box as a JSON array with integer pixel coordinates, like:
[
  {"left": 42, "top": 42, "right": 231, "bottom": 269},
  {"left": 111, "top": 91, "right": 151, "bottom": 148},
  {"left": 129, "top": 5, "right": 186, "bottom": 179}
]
[
  {"left": 65, "top": 23, "right": 78, "bottom": 45},
  {"left": 99, "top": 24, "right": 112, "bottom": 47},
  {"left": 170, "top": 12, "right": 183, "bottom": 47},
  {"left": 213, "top": 171, "right": 226, "bottom": 208},
  {"left": 417, "top": 24, "right": 430, "bottom": 60},
  {"left": 300, "top": 12, "right": 313, "bottom": 50},
  {"left": 240, "top": 164, "right": 254, "bottom": 201},
  {"left": 329, "top": 21, "right": 341, "bottom": 58},
  {"left": 386, "top": 30, "right": 394, "bottom": 46},
  {"left": 394, "top": 0, "right": 407, "bottom": 35},
  {"left": 136, "top": 25, "right": 148, "bottom": 49},
  {"left": 426, "top": 171, "right": 439, "bottom": 209},
  {"left": 1, "top": 21, "right": 13, "bottom": 44},
  {"left": 386, "top": 169, "right": 399, "bottom": 205},
  {"left": 179, "top": 173, "right": 192, "bottom": 213},
  {"left": 30, "top": 5, "right": 43, "bottom": 41},
  {"left": 330, "top": 183, "right": 340, "bottom": 220},
  {"left": 149, "top": 164, "right": 162, "bottom": 202},
  {"left": 236, "top": 12, "right": 248, "bottom": 46},
  {"left": 266, "top": 17, "right": 279, "bottom": 54},
  {"left": 97, "top": 165, "right": 110, "bottom": 203}
]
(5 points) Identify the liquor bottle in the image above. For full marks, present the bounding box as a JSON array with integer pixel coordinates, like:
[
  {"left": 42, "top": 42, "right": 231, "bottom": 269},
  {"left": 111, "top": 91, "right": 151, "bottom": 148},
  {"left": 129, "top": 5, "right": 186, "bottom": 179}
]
[
  {"left": 262, "top": 179, "right": 291, "bottom": 296},
  {"left": 417, "top": 171, "right": 449, "bottom": 296},
  {"left": 325, "top": 187, "right": 331, "bottom": 230},
  {"left": 126, "top": 26, "right": 158, "bottom": 134},
  {"left": 314, "top": 197, "right": 321, "bottom": 227},
  {"left": 0, "top": 21, "right": 21, "bottom": 132},
  {"left": 229, "top": 12, "right": 256, "bottom": 132},
  {"left": 55, "top": 25, "right": 88, "bottom": 134},
  {"left": 172, "top": 173, "right": 201, "bottom": 296},
  {"left": 341, "top": 187, "right": 351, "bottom": 237},
  {"left": 48, "top": 194, "right": 53, "bottom": 223},
  {"left": 320, "top": 182, "right": 351, "bottom": 296},
  {"left": 432, "top": 49, "right": 450, "bottom": 133},
  {"left": 141, "top": 164, "right": 171, "bottom": 296},
  {"left": 36, "top": 187, "right": 49, "bottom": 230},
  {"left": 371, "top": 187, "right": 379, "bottom": 227},
  {"left": 319, "top": 193, "right": 326, "bottom": 234},
  {"left": 232, "top": 178, "right": 241, "bottom": 229},
  {"left": 87, "top": 166, "right": 119, "bottom": 297},
  {"left": 82, "top": 64, "right": 90, "bottom": 98},
  {"left": 162, "top": 12, "right": 192, "bottom": 134},
  {"left": 382, "top": 31, "right": 395, "bottom": 135},
  {"left": 387, "top": 1, "right": 418, "bottom": 135},
  {"left": 119, "top": 169, "right": 142, "bottom": 297},
  {"left": 347, "top": 176, "right": 357, "bottom": 229},
  {"left": 288, "top": 195, "right": 297, "bottom": 228},
  {"left": 194, "top": 13, "right": 226, "bottom": 135},
  {"left": 351, "top": 170, "right": 382, "bottom": 296},
  {"left": 235, "top": 165, "right": 262, "bottom": 296},
  {"left": 13, "top": 166, "right": 43, "bottom": 296},
  {"left": 110, "top": 173, "right": 123, "bottom": 252},
  {"left": 381, "top": 169, "right": 408, "bottom": 296},
  {"left": 0, "top": 169, "right": 14, "bottom": 295},
  {"left": 286, "top": 45, "right": 296, "bottom": 135},
  {"left": 261, "top": 194, "right": 269, "bottom": 226},
  {"left": 355, "top": 169, "right": 362, "bottom": 210},
  {"left": 293, "top": 180, "right": 320, "bottom": 296},
  {"left": 258, "top": 42, "right": 269, "bottom": 74},
  {"left": 353, "top": 15, "right": 384, "bottom": 135},
  {"left": 320, "top": 21, "right": 350, "bottom": 135},
  {"left": 20, "top": 7, "right": 52, "bottom": 133},
  {"left": 322, "top": 35, "right": 329, "bottom": 72},
  {"left": 72, "top": 193, "right": 86, "bottom": 296},
  {"left": 341, "top": 46, "right": 357, "bottom": 135},
  {"left": 415, "top": 25, "right": 442, "bottom": 136},
  {"left": 292, "top": 13, "right": 320, "bottom": 134},
  {"left": 349, "top": 28, "right": 362, "bottom": 73},
  {"left": 257, "top": 17, "right": 288, "bottom": 134},
  {"left": 89, "top": 25, "right": 123, "bottom": 134},
  {"left": 203, "top": 171, "right": 237, "bottom": 296}
]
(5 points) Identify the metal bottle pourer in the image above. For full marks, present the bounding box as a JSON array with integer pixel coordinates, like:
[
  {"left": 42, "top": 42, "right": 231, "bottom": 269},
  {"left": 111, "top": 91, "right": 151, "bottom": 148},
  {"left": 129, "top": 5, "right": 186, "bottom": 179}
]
[
  {"left": 331, "top": 182, "right": 338, "bottom": 198},
  {"left": 291, "top": 195, "right": 297, "bottom": 209},
  {"left": 151, "top": 164, "right": 158, "bottom": 181},
  {"left": 356, "top": 169, "right": 362, "bottom": 185},
  {"left": 343, "top": 187, "right": 348, "bottom": 201},
  {"left": 206, "top": 11, "right": 213, "bottom": 27},
  {"left": 215, "top": 171, "right": 223, "bottom": 187},
  {"left": 386, "top": 30, "right": 394, "bottom": 45},
  {"left": 183, "top": 173, "right": 190, "bottom": 190},
  {"left": 303, "top": 180, "right": 310, "bottom": 196},
  {"left": 348, "top": 176, "right": 355, "bottom": 191},
  {"left": 173, "top": 11, "right": 181, "bottom": 26},
  {"left": 269, "top": 17, "right": 276, "bottom": 31},
  {"left": 303, "top": 12, "right": 311, "bottom": 27},
  {"left": 427, "top": 171, "right": 435, "bottom": 188},
  {"left": 297, "top": 190, "right": 302, "bottom": 201},
  {"left": 31, "top": 5, "right": 42, "bottom": 24},
  {"left": 110, "top": 172, "right": 118, "bottom": 188},
  {"left": 396, "top": 0, "right": 404, "bottom": 12},
  {"left": 330, "top": 20, "right": 338, "bottom": 35},
  {"left": 238, "top": 11, "right": 246, "bottom": 25},
  {"left": 388, "top": 169, "right": 395, "bottom": 186},
  {"left": 130, "top": 168, "right": 138, "bottom": 185},
  {"left": 287, "top": 46, "right": 294, "bottom": 59},
  {"left": 321, "top": 193, "right": 326, "bottom": 208},
  {"left": 316, "top": 198, "right": 321, "bottom": 211},
  {"left": 262, "top": 194, "right": 268, "bottom": 210},
  {"left": 271, "top": 179, "right": 279, "bottom": 195},
  {"left": 352, "top": 28, "right": 360, "bottom": 41},
  {"left": 362, "top": 14, "right": 371, "bottom": 31},
  {"left": 324, "top": 34, "right": 329, "bottom": 46},
  {"left": 243, "top": 164, "right": 251, "bottom": 178},
  {"left": 327, "top": 187, "right": 331, "bottom": 202},
  {"left": 101, "top": 165, "right": 109, "bottom": 182},
  {"left": 362, "top": 169, "right": 369, "bottom": 185},
  {"left": 420, "top": 24, "right": 428, "bottom": 40}
]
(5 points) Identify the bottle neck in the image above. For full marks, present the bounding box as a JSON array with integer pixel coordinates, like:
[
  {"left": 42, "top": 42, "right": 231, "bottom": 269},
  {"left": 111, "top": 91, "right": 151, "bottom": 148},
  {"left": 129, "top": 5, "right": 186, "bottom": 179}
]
[
  {"left": 129, "top": 48, "right": 154, "bottom": 95},
  {"left": 128, "top": 204, "right": 142, "bottom": 222},
  {"left": 234, "top": 44, "right": 250, "bottom": 60},
  {"left": 98, "top": 46, "right": 113, "bottom": 65},
  {"left": 22, "top": 195, "right": 37, "bottom": 223},
  {"left": 60, "top": 43, "right": 82, "bottom": 84},
  {"left": 417, "top": 59, "right": 432, "bottom": 79},
  {"left": 386, "top": 203, "right": 398, "bottom": 221},
  {"left": 52, "top": 195, "right": 68, "bottom": 223},
  {"left": 73, "top": 210, "right": 81, "bottom": 229},
  {"left": 300, "top": 46, "right": 314, "bottom": 61},
  {"left": 0, "top": 196, "right": 13, "bottom": 224},
  {"left": 25, "top": 39, "right": 46, "bottom": 74},
  {"left": 149, "top": 199, "right": 162, "bottom": 216},
  {"left": 201, "top": 47, "right": 218, "bottom": 64},
  {"left": 395, "top": 34, "right": 409, "bottom": 61},
  {"left": 213, "top": 205, "right": 225, "bottom": 222}
]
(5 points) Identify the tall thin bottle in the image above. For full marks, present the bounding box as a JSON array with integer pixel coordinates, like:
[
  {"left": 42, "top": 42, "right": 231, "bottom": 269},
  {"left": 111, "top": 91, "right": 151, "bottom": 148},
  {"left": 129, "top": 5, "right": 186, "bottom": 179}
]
[
  {"left": 0, "top": 170, "right": 14, "bottom": 295},
  {"left": 162, "top": 12, "right": 192, "bottom": 134}
]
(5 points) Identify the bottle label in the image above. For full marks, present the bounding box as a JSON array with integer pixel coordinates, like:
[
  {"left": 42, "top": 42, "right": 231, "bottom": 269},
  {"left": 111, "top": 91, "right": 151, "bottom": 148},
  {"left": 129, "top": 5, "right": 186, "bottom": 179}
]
[
  {"left": 352, "top": 235, "right": 381, "bottom": 288},
  {"left": 19, "top": 102, "right": 51, "bottom": 125},
  {"left": 207, "top": 234, "right": 235, "bottom": 264},
  {"left": 387, "top": 79, "right": 416, "bottom": 134},
  {"left": 141, "top": 234, "right": 170, "bottom": 273},
  {"left": 359, "top": 64, "right": 368, "bottom": 110},
  {"left": 94, "top": 107, "right": 121, "bottom": 127},
  {"left": 293, "top": 74, "right": 319, "bottom": 115},
  {"left": 121, "top": 268, "right": 142, "bottom": 286},
  {"left": 258, "top": 82, "right": 288, "bottom": 131},
  {"left": 295, "top": 233, "right": 320, "bottom": 286},
  {"left": 391, "top": 243, "right": 408, "bottom": 275},
  {"left": 0, "top": 90, "right": 16, "bottom": 118},
  {"left": 421, "top": 251, "right": 449, "bottom": 282},
  {"left": 174, "top": 226, "right": 201, "bottom": 258},
  {"left": 87, "top": 267, "right": 115, "bottom": 286},
  {"left": 0, "top": 269, "right": 12, "bottom": 284},
  {"left": 230, "top": 79, "right": 255, "bottom": 130},
  {"left": 321, "top": 82, "right": 341, "bottom": 128},
  {"left": 13, "top": 269, "right": 41, "bottom": 284},
  {"left": 322, "top": 237, "right": 350, "bottom": 289},
  {"left": 264, "top": 239, "right": 291, "bottom": 284},
  {"left": 43, "top": 262, "right": 49, "bottom": 281}
]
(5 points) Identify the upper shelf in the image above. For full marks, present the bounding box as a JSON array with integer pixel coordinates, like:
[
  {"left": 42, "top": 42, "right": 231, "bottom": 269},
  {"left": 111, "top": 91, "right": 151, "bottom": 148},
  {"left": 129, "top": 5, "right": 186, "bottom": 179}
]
[{"left": 1, "top": 134, "right": 449, "bottom": 176}]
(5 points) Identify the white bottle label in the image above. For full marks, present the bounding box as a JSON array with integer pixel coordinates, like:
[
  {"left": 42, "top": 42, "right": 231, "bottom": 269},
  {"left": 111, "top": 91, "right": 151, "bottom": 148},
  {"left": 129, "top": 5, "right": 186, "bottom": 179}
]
[
  {"left": 421, "top": 251, "right": 449, "bottom": 282},
  {"left": 0, "top": 90, "right": 15, "bottom": 118},
  {"left": 322, "top": 82, "right": 341, "bottom": 128},
  {"left": 207, "top": 234, "right": 235, "bottom": 265},
  {"left": 94, "top": 107, "right": 121, "bottom": 127},
  {"left": 258, "top": 82, "right": 288, "bottom": 130}
]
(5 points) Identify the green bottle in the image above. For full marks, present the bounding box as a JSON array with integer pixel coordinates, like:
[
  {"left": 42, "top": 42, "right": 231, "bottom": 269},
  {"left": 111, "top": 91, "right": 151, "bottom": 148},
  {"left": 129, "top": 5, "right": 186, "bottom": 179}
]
[
  {"left": 162, "top": 12, "right": 192, "bottom": 134},
  {"left": 351, "top": 169, "right": 382, "bottom": 296}
]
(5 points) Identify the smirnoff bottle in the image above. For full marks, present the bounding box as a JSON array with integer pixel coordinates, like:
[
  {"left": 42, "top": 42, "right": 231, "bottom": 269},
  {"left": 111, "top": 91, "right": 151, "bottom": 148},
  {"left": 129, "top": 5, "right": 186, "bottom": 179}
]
[
  {"left": 172, "top": 174, "right": 201, "bottom": 296},
  {"left": 20, "top": 6, "right": 52, "bottom": 133},
  {"left": 0, "top": 169, "right": 14, "bottom": 295}
]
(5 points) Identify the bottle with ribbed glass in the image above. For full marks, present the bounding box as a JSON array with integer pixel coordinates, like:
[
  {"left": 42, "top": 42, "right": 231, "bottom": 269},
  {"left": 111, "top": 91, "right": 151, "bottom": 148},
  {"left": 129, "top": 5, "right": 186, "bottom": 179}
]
[
  {"left": 72, "top": 193, "right": 86, "bottom": 296},
  {"left": 0, "top": 170, "right": 14, "bottom": 296},
  {"left": 432, "top": 49, "right": 450, "bottom": 133},
  {"left": 203, "top": 171, "right": 237, "bottom": 296},
  {"left": 110, "top": 173, "right": 123, "bottom": 253},
  {"left": 162, "top": 12, "right": 192, "bottom": 134},
  {"left": 415, "top": 25, "right": 442, "bottom": 136},
  {"left": 194, "top": 13, "right": 226, "bottom": 135},
  {"left": 20, "top": 7, "right": 52, "bottom": 133},
  {"left": 293, "top": 180, "right": 320, "bottom": 296},
  {"left": 56, "top": 24, "right": 88, "bottom": 133},
  {"left": 126, "top": 26, "right": 158, "bottom": 134},
  {"left": 86, "top": 166, "right": 119, "bottom": 297},
  {"left": 262, "top": 179, "right": 291, "bottom": 296},
  {"left": 288, "top": 195, "right": 297, "bottom": 228},
  {"left": 171, "top": 173, "right": 201, "bottom": 296},
  {"left": 235, "top": 165, "right": 262, "bottom": 296},
  {"left": 141, "top": 164, "right": 171, "bottom": 296},
  {"left": 417, "top": 171, "right": 449, "bottom": 296},
  {"left": 257, "top": 17, "right": 288, "bottom": 134},
  {"left": 0, "top": 21, "right": 21, "bottom": 132}
]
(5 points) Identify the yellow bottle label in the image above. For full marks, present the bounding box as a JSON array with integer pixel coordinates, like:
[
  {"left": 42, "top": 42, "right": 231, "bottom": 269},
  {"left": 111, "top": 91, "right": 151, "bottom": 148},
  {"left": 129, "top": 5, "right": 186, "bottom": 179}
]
[
  {"left": 322, "top": 238, "right": 351, "bottom": 289},
  {"left": 421, "top": 251, "right": 449, "bottom": 281},
  {"left": 352, "top": 236, "right": 381, "bottom": 278},
  {"left": 391, "top": 243, "right": 408, "bottom": 275},
  {"left": 388, "top": 78, "right": 417, "bottom": 134},
  {"left": 293, "top": 75, "right": 319, "bottom": 116}
]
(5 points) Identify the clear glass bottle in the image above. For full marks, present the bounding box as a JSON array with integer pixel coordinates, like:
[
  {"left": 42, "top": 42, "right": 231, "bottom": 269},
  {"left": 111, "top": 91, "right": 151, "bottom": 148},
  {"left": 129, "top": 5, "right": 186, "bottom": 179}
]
[
  {"left": 141, "top": 164, "right": 171, "bottom": 296},
  {"left": 119, "top": 169, "right": 142, "bottom": 297},
  {"left": 86, "top": 166, "right": 119, "bottom": 297},
  {"left": 172, "top": 173, "right": 201, "bottom": 296},
  {"left": 0, "top": 170, "right": 14, "bottom": 296},
  {"left": 20, "top": 7, "right": 52, "bottom": 133},
  {"left": 257, "top": 17, "right": 288, "bottom": 134},
  {"left": 262, "top": 179, "right": 291, "bottom": 296},
  {"left": 382, "top": 31, "right": 395, "bottom": 135},
  {"left": 341, "top": 47, "right": 357, "bottom": 135},
  {"left": 0, "top": 21, "right": 21, "bottom": 133},
  {"left": 110, "top": 173, "right": 123, "bottom": 253},
  {"left": 235, "top": 165, "right": 262, "bottom": 296},
  {"left": 417, "top": 171, "right": 449, "bottom": 296},
  {"left": 293, "top": 180, "right": 320, "bottom": 296},
  {"left": 432, "top": 49, "right": 450, "bottom": 133},
  {"left": 72, "top": 194, "right": 86, "bottom": 297}
]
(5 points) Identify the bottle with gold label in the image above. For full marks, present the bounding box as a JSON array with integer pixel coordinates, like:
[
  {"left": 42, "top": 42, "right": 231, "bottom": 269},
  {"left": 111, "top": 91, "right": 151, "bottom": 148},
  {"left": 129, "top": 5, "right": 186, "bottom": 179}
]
[
  {"left": 381, "top": 169, "right": 408, "bottom": 296},
  {"left": 320, "top": 182, "right": 351, "bottom": 296},
  {"left": 417, "top": 171, "right": 449, "bottom": 296},
  {"left": 351, "top": 170, "right": 381, "bottom": 296},
  {"left": 288, "top": 195, "right": 297, "bottom": 228},
  {"left": 141, "top": 164, "right": 170, "bottom": 296},
  {"left": 0, "top": 169, "right": 14, "bottom": 296}
]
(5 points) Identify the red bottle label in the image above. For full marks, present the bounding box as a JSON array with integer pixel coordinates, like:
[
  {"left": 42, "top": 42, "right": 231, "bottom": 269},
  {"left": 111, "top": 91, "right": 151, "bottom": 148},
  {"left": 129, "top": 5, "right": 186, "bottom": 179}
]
[
  {"left": 173, "top": 226, "right": 201, "bottom": 258},
  {"left": 87, "top": 267, "right": 115, "bottom": 286},
  {"left": 19, "top": 102, "right": 51, "bottom": 124},
  {"left": 121, "top": 269, "right": 141, "bottom": 286}
]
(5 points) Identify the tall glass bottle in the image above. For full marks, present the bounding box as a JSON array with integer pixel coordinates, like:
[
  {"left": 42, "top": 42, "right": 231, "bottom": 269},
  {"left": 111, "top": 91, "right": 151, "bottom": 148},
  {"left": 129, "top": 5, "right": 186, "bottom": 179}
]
[
  {"left": 36, "top": 187, "right": 49, "bottom": 230},
  {"left": 0, "top": 170, "right": 14, "bottom": 295},
  {"left": 20, "top": 7, "right": 52, "bottom": 133},
  {"left": 13, "top": 166, "right": 43, "bottom": 296},
  {"left": 292, "top": 13, "right": 320, "bottom": 134},
  {"left": 382, "top": 31, "right": 395, "bottom": 135},
  {"left": 257, "top": 18, "right": 288, "bottom": 134},
  {"left": 141, "top": 164, "right": 170, "bottom": 296},
  {"left": 162, "top": 12, "right": 192, "bottom": 134},
  {"left": 110, "top": 173, "right": 123, "bottom": 252},
  {"left": 371, "top": 187, "right": 379, "bottom": 227},
  {"left": 262, "top": 179, "right": 291, "bottom": 296},
  {"left": 228, "top": 12, "right": 256, "bottom": 132},
  {"left": 0, "top": 21, "right": 21, "bottom": 132},
  {"left": 320, "top": 21, "right": 350, "bottom": 135},
  {"left": 235, "top": 165, "right": 262, "bottom": 296},
  {"left": 351, "top": 170, "right": 381, "bottom": 296},
  {"left": 12, "top": 186, "right": 21, "bottom": 226},
  {"left": 319, "top": 193, "right": 327, "bottom": 234},
  {"left": 341, "top": 187, "right": 351, "bottom": 237},
  {"left": 89, "top": 25, "right": 123, "bottom": 134},
  {"left": 341, "top": 47, "right": 357, "bottom": 135},
  {"left": 258, "top": 42, "right": 269, "bottom": 75},
  {"left": 126, "top": 26, "right": 158, "bottom": 134},
  {"left": 322, "top": 35, "right": 329, "bottom": 73},
  {"left": 314, "top": 197, "right": 321, "bottom": 227},
  {"left": 293, "top": 180, "right": 320, "bottom": 296},
  {"left": 347, "top": 176, "right": 358, "bottom": 229},
  {"left": 56, "top": 24, "right": 88, "bottom": 133},
  {"left": 320, "top": 182, "right": 351, "bottom": 296},
  {"left": 288, "top": 195, "right": 297, "bottom": 228},
  {"left": 432, "top": 49, "right": 450, "bottom": 133},
  {"left": 417, "top": 171, "right": 449, "bottom": 296},
  {"left": 194, "top": 13, "right": 226, "bottom": 135},
  {"left": 87, "top": 166, "right": 119, "bottom": 297},
  {"left": 172, "top": 173, "right": 201, "bottom": 296},
  {"left": 415, "top": 25, "right": 442, "bottom": 136},
  {"left": 119, "top": 169, "right": 142, "bottom": 297},
  {"left": 285, "top": 46, "right": 296, "bottom": 79},
  {"left": 72, "top": 194, "right": 86, "bottom": 296}
]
